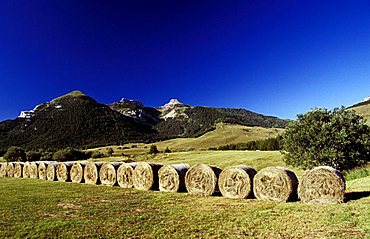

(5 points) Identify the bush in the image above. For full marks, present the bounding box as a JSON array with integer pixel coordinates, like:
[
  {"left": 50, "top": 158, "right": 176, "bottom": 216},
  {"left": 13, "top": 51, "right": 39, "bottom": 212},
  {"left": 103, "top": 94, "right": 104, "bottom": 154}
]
[
  {"left": 282, "top": 107, "right": 370, "bottom": 171},
  {"left": 148, "top": 145, "right": 159, "bottom": 154},
  {"left": 40, "top": 150, "right": 54, "bottom": 161},
  {"left": 3, "top": 146, "right": 27, "bottom": 162},
  {"left": 26, "top": 151, "right": 41, "bottom": 162},
  {"left": 52, "top": 148, "right": 88, "bottom": 162}
]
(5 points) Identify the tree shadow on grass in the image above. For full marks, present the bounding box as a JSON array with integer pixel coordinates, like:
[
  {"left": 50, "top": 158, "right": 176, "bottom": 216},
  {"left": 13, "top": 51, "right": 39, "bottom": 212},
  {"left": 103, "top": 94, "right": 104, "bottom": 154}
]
[{"left": 344, "top": 191, "right": 370, "bottom": 202}]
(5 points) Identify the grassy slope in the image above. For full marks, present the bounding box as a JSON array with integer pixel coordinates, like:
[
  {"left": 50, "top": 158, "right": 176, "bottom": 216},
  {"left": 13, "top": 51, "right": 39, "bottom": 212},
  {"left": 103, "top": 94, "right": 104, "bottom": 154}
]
[
  {"left": 351, "top": 104, "right": 370, "bottom": 125},
  {"left": 90, "top": 123, "right": 284, "bottom": 154},
  {"left": 0, "top": 175, "right": 368, "bottom": 238}
]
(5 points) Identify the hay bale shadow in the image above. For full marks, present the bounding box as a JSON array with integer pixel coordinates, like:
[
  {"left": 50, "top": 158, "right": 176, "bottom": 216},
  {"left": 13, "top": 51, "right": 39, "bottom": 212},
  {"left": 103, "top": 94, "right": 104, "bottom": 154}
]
[{"left": 344, "top": 191, "right": 370, "bottom": 202}]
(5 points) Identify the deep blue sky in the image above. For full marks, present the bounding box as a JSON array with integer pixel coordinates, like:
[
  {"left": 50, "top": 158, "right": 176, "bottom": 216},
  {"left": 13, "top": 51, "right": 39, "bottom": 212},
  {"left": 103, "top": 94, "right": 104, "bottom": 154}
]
[{"left": 1, "top": 1, "right": 370, "bottom": 121}]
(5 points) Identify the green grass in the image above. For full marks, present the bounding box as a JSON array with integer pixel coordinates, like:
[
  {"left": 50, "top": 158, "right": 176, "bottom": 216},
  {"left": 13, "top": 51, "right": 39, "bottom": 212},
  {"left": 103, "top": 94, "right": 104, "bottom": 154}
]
[
  {"left": 351, "top": 104, "right": 370, "bottom": 125},
  {"left": 0, "top": 175, "right": 369, "bottom": 238},
  {"left": 91, "top": 150, "right": 306, "bottom": 177},
  {"left": 89, "top": 123, "right": 284, "bottom": 155},
  {"left": 1, "top": 150, "right": 369, "bottom": 238}
]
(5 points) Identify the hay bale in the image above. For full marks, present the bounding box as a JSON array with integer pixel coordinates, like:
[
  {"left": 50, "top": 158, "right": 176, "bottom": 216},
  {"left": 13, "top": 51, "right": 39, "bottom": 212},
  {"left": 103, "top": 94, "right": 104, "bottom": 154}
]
[
  {"left": 117, "top": 162, "right": 137, "bottom": 188},
  {"left": 299, "top": 166, "right": 346, "bottom": 204},
  {"left": 253, "top": 166, "right": 298, "bottom": 202},
  {"left": 219, "top": 165, "right": 257, "bottom": 199},
  {"left": 14, "top": 162, "right": 25, "bottom": 178},
  {"left": 23, "top": 162, "right": 31, "bottom": 178},
  {"left": 6, "top": 162, "right": 15, "bottom": 177},
  {"left": 185, "top": 163, "right": 222, "bottom": 196},
  {"left": 70, "top": 162, "right": 87, "bottom": 183},
  {"left": 46, "top": 162, "right": 58, "bottom": 181},
  {"left": 6, "top": 162, "right": 14, "bottom": 177},
  {"left": 84, "top": 162, "right": 104, "bottom": 185},
  {"left": 38, "top": 161, "right": 56, "bottom": 180},
  {"left": 158, "top": 164, "right": 189, "bottom": 192},
  {"left": 99, "top": 162, "right": 123, "bottom": 187},
  {"left": 0, "top": 163, "right": 7, "bottom": 177},
  {"left": 133, "top": 162, "right": 162, "bottom": 190},
  {"left": 56, "top": 162, "right": 74, "bottom": 182},
  {"left": 29, "top": 162, "right": 40, "bottom": 179}
]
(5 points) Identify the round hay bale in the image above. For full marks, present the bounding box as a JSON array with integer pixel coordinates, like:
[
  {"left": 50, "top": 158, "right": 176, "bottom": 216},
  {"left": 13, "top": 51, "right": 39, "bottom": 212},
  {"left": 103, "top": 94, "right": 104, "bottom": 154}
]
[
  {"left": 117, "top": 162, "right": 137, "bottom": 188},
  {"left": 14, "top": 162, "right": 25, "bottom": 178},
  {"left": 46, "top": 162, "right": 59, "bottom": 181},
  {"left": 158, "top": 164, "right": 189, "bottom": 192},
  {"left": 23, "top": 162, "right": 31, "bottom": 178},
  {"left": 56, "top": 162, "right": 74, "bottom": 182},
  {"left": 29, "top": 162, "right": 40, "bottom": 179},
  {"left": 0, "top": 163, "right": 7, "bottom": 177},
  {"left": 185, "top": 164, "right": 222, "bottom": 196},
  {"left": 99, "top": 162, "right": 122, "bottom": 187},
  {"left": 6, "top": 162, "right": 15, "bottom": 177},
  {"left": 253, "top": 166, "right": 298, "bottom": 202},
  {"left": 38, "top": 161, "right": 56, "bottom": 180},
  {"left": 70, "top": 162, "right": 87, "bottom": 183},
  {"left": 84, "top": 162, "right": 104, "bottom": 185},
  {"left": 299, "top": 166, "right": 346, "bottom": 204},
  {"left": 133, "top": 162, "right": 162, "bottom": 190},
  {"left": 219, "top": 165, "right": 257, "bottom": 199}
]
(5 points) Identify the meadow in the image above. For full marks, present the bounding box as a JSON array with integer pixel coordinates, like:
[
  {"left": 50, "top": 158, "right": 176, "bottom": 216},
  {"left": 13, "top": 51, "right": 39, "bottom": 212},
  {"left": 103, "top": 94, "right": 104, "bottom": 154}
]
[{"left": 1, "top": 150, "right": 369, "bottom": 238}]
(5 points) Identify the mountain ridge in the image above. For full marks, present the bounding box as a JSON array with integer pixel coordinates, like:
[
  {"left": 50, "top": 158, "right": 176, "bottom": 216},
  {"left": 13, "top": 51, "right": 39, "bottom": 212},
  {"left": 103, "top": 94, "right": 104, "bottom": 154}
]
[{"left": 1, "top": 90, "right": 289, "bottom": 151}]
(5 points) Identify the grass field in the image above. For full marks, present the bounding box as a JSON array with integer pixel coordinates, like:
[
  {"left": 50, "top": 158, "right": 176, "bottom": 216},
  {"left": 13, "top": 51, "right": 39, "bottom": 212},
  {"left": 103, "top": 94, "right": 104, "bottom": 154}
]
[
  {"left": 0, "top": 175, "right": 369, "bottom": 238},
  {"left": 89, "top": 123, "right": 284, "bottom": 155},
  {"left": 1, "top": 150, "right": 369, "bottom": 238},
  {"left": 352, "top": 104, "right": 370, "bottom": 125}
]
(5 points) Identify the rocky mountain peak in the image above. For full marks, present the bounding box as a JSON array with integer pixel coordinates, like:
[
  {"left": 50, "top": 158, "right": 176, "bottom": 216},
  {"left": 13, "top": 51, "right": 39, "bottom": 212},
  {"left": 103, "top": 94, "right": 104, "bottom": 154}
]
[{"left": 119, "top": 98, "right": 144, "bottom": 108}]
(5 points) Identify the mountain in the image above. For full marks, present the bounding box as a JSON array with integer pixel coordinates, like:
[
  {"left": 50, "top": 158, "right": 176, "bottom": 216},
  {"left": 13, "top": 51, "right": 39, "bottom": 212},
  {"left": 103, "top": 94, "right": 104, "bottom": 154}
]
[
  {"left": 0, "top": 91, "right": 288, "bottom": 152},
  {"left": 348, "top": 96, "right": 370, "bottom": 124},
  {"left": 0, "top": 91, "right": 155, "bottom": 152}
]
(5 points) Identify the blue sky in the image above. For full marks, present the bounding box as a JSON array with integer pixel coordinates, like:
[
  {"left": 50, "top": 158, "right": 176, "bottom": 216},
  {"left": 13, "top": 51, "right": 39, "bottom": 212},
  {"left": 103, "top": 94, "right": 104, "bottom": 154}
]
[{"left": 1, "top": 0, "right": 369, "bottom": 121}]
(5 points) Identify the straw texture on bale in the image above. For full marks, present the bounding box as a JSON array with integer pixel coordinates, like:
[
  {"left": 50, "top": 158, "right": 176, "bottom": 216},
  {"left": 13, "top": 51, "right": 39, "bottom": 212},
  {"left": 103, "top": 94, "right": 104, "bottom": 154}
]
[
  {"left": 23, "top": 162, "right": 31, "bottom": 178},
  {"left": 299, "top": 166, "right": 346, "bottom": 204},
  {"left": 56, "top": 162, "right": 74, "bottom": 182},
  {"left": 14, "top": 162, "right": 25, "bottom": 178},
  {"left": 29, "top": 162, "right": 40, "bottom": 179},
  {"left": 185, "top": 164, "right": 222, "bottom": 196},
  {"left": 219, "top": 165, "right": 257, "bottom": 199},
  {"left": 133, "top": 162, "right": 162, "bottom": 190},
  {"left": 158, "top": 164, "right": 189, "bottom": 192},
  {"left": 0, "top": 163, "right": 7, "bottom": 177},
  {"left": 99, "top": 162, "right": 122, "bottom": 186},
  {"left": 70, "top": 162, "right": 87, "bottom": 183},
  {"left": 117, "top": 162, "right": 137, "bottom": 188},
  {"left": 6, "top": 162, "right": 14, "bottom": 177},
  {"left": 38, "top": 161, "right": 56, "bottom": 180},
  {"left": 46, "top": 162, "right": 58, "bottom": 181},
  {"left": 84, "top": 162, "right": 104, "bottom": 185},
  {"left": 253, "top": 166, "right": 298, "bottom": 202}
]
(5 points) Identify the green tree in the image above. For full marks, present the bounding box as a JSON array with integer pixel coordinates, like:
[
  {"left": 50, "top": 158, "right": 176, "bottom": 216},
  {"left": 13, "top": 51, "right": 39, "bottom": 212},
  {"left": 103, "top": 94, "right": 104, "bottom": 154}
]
[
  {"left": 148, "top": 145, "right": 159, "bottom": 154},
  {"left": 52, "top": 148, "right": 87, "bottom": 162},
  {"left": 3, "top": 146, "right": 27, "bottom": 162},
  {"left": 164, "top": 147, "right": 171, "bottom": 153},
  {"left": 282, "top": 107, "right": 370, "bottom": 171},
  {"left": 26, "top": 151, "right": 41, "bottom": 162}
]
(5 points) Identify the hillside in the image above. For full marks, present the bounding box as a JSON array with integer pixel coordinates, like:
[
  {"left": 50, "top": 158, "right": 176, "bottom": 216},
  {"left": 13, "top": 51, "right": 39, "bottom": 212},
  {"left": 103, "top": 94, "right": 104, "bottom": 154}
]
[
  {"left": 90, "top": 123, "right": 284, "bottom": 155},
  {"left": 154, "top": 105, "right": 288, "bottom": 139},
  {"left": 0, "top": 91, "right": 288, "bottom": 152},
  {"left": 348, "top": 97, "right": 370, "bottom": 124},
  {"left": 0, "top": 91, "right": 155, "bottom": 151}
]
